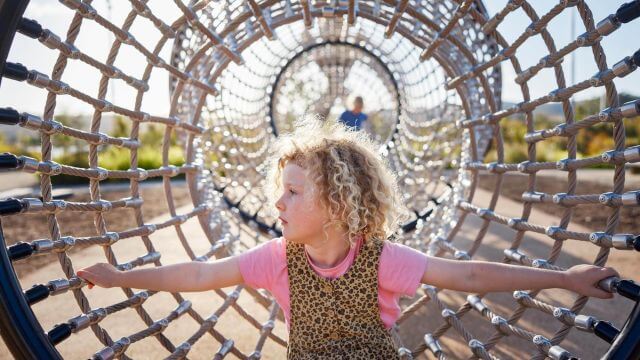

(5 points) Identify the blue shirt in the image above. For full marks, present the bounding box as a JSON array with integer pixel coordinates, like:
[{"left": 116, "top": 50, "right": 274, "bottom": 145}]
[{"left": 339, "top": 110, "right": 368, "bottom": 130}]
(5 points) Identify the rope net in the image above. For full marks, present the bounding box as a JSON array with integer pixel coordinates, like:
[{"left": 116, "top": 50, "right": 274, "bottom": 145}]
[{"left": 0, "top": 0, "right": 638, "bottom": 359}]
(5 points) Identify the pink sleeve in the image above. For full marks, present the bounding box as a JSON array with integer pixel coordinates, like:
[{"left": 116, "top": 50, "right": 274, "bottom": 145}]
[
  {"left": 379, "top": 241, "right": 428, "bottom": 296},
  {"left": 237, "top": 238, "right": 283, "bottom": 291}
]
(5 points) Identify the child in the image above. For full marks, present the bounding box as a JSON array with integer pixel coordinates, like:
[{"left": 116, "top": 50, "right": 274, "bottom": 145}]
[{"left": 77, "top": 117, "right": 618, "bottom": 359}]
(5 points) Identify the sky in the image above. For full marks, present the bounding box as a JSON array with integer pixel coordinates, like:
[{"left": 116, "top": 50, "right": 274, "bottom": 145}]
[{"left": 0, "top": 0, "right": 638, "bottom": 117}]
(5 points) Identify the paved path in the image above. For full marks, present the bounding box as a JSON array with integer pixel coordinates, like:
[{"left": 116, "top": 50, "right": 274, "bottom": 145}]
[{"left": 0, "top": 187, "right": 638, "bottom": 359}]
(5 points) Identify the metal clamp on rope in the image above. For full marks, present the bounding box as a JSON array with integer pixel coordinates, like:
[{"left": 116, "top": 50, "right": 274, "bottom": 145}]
[{"left": 424, "top": 334, "right": 443, "bottom": 356}]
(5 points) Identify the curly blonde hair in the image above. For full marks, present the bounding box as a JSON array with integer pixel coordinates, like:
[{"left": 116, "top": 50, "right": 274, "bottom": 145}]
[{"left": 265, "top": 115, "right": 408, "bottom": 244}]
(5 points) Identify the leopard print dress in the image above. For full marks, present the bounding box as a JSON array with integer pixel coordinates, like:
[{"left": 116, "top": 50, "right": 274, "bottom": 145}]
[{"left": 286, "top": 237, "right": 400, "bottom": 359}]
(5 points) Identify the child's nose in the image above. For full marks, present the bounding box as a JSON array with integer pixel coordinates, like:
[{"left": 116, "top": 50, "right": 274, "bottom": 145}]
[{"left": 275, "top": 196, "right": 285, "bottom": 211}]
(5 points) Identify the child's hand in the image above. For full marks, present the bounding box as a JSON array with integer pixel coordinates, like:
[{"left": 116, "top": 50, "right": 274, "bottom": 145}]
[
  {"left": 565, "top": 264, "right": 619, "bottom": 299},
  {"left": 77, "top": 263, "right": 121, "bottom": 289}
]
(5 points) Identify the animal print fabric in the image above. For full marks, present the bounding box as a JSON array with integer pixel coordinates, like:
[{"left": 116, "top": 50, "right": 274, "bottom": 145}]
[{"left": 286, "top": 237, "right": 400, "bottom": 359}]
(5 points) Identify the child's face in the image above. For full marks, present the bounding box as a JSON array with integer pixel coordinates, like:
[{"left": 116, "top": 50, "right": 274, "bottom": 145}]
[{"left": 275, "top": 162, "right": 330, "bottom": 244}]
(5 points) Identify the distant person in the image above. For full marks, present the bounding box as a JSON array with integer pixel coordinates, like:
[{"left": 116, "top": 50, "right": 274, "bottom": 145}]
[{"left": 339, "top": 96, "right": 368, "bottom": 130}]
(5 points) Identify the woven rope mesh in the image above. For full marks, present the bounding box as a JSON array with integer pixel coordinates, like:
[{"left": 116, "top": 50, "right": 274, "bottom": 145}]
[{"left": 0, "top": 0, "right": 638, "bottom": 359}]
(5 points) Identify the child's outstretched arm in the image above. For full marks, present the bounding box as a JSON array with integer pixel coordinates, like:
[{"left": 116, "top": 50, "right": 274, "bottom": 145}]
[
  {"left": 77, "top": 256, "right": 243, "bottom": 292},
  {"left": 421, "top": 257, "right": 618, "bottom": 299}
]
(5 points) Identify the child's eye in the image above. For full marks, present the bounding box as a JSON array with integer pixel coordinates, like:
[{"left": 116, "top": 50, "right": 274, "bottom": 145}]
[{"left": 289, "top": 189, "right": 296, "bottom": 195}]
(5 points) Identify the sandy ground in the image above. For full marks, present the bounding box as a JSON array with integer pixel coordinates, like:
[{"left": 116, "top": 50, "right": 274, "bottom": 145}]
[{"left": 0, "top": 181, "right": 638, "bottom": 359}]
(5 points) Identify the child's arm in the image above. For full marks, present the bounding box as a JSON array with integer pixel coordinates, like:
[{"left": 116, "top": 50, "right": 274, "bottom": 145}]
[
  {"left": 421, "top": 257, "right": 618, "bottom": 299},
  {"left": 76, "top": 256, "right": 243, "bottom": 292}
]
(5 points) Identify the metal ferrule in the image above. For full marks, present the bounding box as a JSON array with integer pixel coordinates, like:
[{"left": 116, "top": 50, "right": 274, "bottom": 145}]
[
  {"left": 522, "top": 191, "right": 544, "bottom": 203},
  {"left": 621, "top": 191, "right": 640, "bottom": 205},
  {"left": 135, "top": 168, "right": 149, "bottom": 181},
  {"left": 40, "top": 30, "right": 62, "bottom": 50},
  {"left": 141, "top": 251, "right": 161, "bottom": 264},
  {"left": 595, "top": 15, "right": 620, "bottom": 36},
  {"left": 598, "top": 107, "right": 614, "bottom": 122},
  {"left": 104, "top": 232, "right": 119, "bottom": 246},
  {"left": 556, "top": 159, "right": 571, "bottom": 171},
  {"left": 546, "top": 226, "right": 563, "bottom": 238},
  {"left": 467, "top": 295, "right": 487, "bottom": 314},
  {"left": 96, "top": 200, "right": 112, "bottom": 212},
  {"left": 508, "top": 218, "right": 524, "bottom": 230},
  {"left": 144, "top": 224, "right": 157, "bottom": 235},
  {"left": 574, "top": 314, "right": 595, "bottom": 331},
  {"left": 175, "top": 300, "right": 192, "bottom": 317},
  {"left": 43, "top": 161, "right": 62, "bottom": 175},
  {"left": 517, "top": 161, "right": 533, "bottom": 173},
  {"left": 154, "top": 318, "right": 169, "bottom": 332},
  {"left": 441, "top": 309, "right": 455, "bottom": 319},
  {"left": 54, "top": 236, "right": 76, "bottom": 252},
  {"left": 33, "top": 239, "right": 54, "bottom": 254},
  {"left": 532, "top": 259, "right": 549, "bottom": 268},
  {"left": 26, "top": 70, "right": 51, "bottom": 89},
  {"left": 19, "top": 156, "right": 40, "bottom": 173},
  {"left": 476, "top": 208, "right": 492, "bottom": 219},
  {"left": 263, "top": 319, "right": 275, "bottom": 331},
  {"left": 513, "top": 290, "right": 530, "bottom": 301},
  {"left": 486, "top": 162, "right": 498, "bottom": 173},
  {"left": 117, "top": 263, "right": 132, "bottom": 271},
  {"left": 504, "top": 249, "right": 525, "bottom": 263},
  {"left": 217, "top": 339, "right": 234, "bottom": 356},
  {"left": 598, "top": 277, "right": 618, "bottom": 293},
  {"left": 623, "top": 146, "right": 640, "bottom": 162},
  {"left": 468, "top": 339, "right": 485, "bottom": 355},
  {"left": 248, "top": 351, "right": 262, "bottom": 360},
  {"left": 612, "top": 57, "right": 636, "bottom": 78},
  {"left": 533, "top": 334, "right": 551, "bottom": 349},
  {"left": 24, "top": 198, "right": 43, "bottom": 212},
  {"left": 89, "top": 308, "right": 107, "bottom": 323},
  {"left": 491, "top": 315, "right": 507, "bottom": 331},
  {"left": 48, "top": 278, "right": 71, "bottom": 295},
  {"left": 589, "top": 70, "right": 607, "bottom": 87},
  {"left": 124, "top": 197, "right": 143, "bottom": 208},
  {"left": 119, "top": 138, "right": 139, "bottom": 149},
  {"left": 113, "top": 338, "right": 131, "bottom": 356},
  {"left": 548, "top": 345, "right": 573, "bottom": 360},
  {"left": 95, "top": 167, "right": 109, "bottom": 181},
  {"left": 229, "top": 289, "right": 241, "bottom": 300},
  {"left": 206, "top": 314, "right": 220, "bottom": 326},
  {"left": 19, "top": 112, "right": 44, "bottom": 130},
  {"left": 589, "top": 232, "right": 611, "bottom": 247},
  {"left": 49, "top": 79, "right": 69, "bottom": 95},
  {"left": 619, "top": 100, "right": 640, "bottom": 118},
  {"left": 89, "top": 132, "right": 108, "bottom": 145},
  {"left": 424, "top": 334, "right": 442, "bottom": 355},
  {"left": 612, "top": 234, "right": 634, "bottom": 249},
  {"left": 93, "top": 346, "right": 115, "bottom": 360},
  {"left": 175, "top": 342, "right": 191, "bottom": 356},
  {"left": 552, "top": 193, "right": 568, "bottom": 205},
  {"left": 601, "top": 150, "right": 617, "bottom": 163},
  {"left": 599, "top": 192, "right": 615, "bottom": 206},
  {"left": 42, "top": 120, "right": 63, "bottom": 135},
  {"left": 131, "top": 291, "right": 149, "bottom": 306},
  {"left": 63, "top": 42, "right": 80, "bottom": 59},
  {"left": 69, "top": 314, "right": 91, "bottom": 332},
  {"left": 553, "top": 307, "right": 575, "bottom": 325},
  {"left": 163, "top": 165, "right": 180, "bottom": 177},
  {"left": 454, "top": 250, "right": 470, "bottom": 260}
]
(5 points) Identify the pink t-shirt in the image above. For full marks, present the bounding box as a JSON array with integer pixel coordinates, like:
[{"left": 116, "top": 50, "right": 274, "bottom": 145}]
[{"left": 237, "top": 237, "right": 428, "bottom": 331}]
